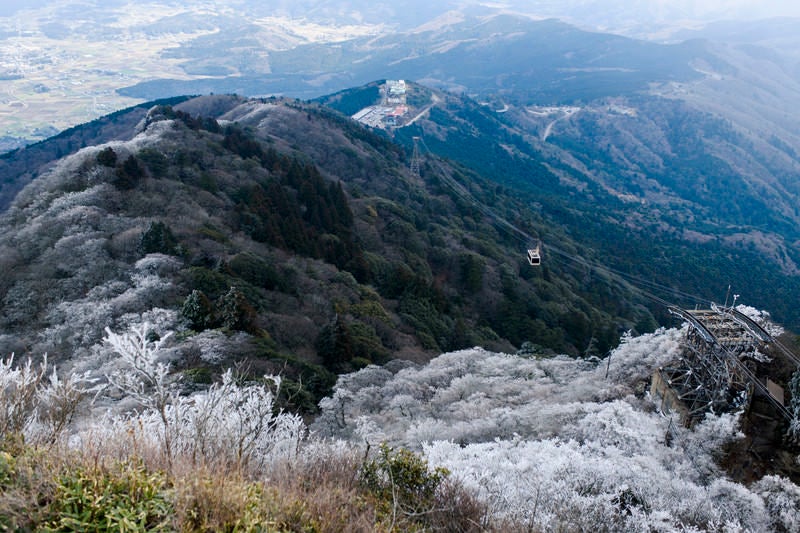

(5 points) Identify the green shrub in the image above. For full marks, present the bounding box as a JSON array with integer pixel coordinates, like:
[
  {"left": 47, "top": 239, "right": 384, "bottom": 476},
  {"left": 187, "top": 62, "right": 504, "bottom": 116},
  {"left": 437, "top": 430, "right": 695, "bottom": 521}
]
[
  {"left": 228, "top": 253, "right": 289, "bottom": 292},
  {"left": 43, "top": 460, "right": 172, "bottom": 532},
  {"left": 361, "top": 444, "right": 448, "bottom": 520},
  {"left": 349, "top": 299, "right": 391, "bottom": 323},
  {"left": 184, "top": 367, "right": 213, "bottom": 385},
  {"left": 186, "top": 267, "right": 230, "bottom": 300},
  {"left": 348, "top": 321, "right": 391, "bottom": 364},
  {"left": 0, "top": 450, "right": 15, "bottom": 487}
]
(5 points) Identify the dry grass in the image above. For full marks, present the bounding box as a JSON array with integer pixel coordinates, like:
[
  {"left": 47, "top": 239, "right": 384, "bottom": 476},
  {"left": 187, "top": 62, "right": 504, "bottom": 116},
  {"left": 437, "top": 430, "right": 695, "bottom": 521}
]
[{"left": 0, "top": 435, "right": 494, "bottom": 532}]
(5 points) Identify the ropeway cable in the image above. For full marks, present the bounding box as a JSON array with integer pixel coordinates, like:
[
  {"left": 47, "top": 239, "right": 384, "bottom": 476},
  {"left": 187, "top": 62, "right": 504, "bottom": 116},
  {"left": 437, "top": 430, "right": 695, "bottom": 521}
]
[
  {"left": 416, "top": 137, "right": 712, "bottom": 310},
  {"left": 414, "top": 135, "right": 800, "bottom": 399}
]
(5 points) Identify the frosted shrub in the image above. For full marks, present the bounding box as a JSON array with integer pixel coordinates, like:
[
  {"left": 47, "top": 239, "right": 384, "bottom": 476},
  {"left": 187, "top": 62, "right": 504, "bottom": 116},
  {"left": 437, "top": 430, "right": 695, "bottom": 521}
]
[
  {"left": 134, "top": 253, "right": 183, "bottom": 276},
  {"left": 37, "top": 252, "right": 179, "bottom": 359},
  {"left": 105, "top": 323, "right": 178, "bottom": 461},
  {"left": 101, "top": 324, "right": 305, "bottom": 472},
  {"left": 313, "top": 328, "right": 684, "bottom": 447},
  {"left": 0, "top": 356, "right": 46, "bottom": 438},
  {"left": 189, "top": 329, "right": 228, "bottom": 364},
  {"left": 752, "top": 475, "right": 800, "bottom": 532},
  {"left": 40, "top": 300, "right": 114, "bottom": 354},
  {"left": 422, "top": 435, "right": 773, "bottom": 531},
  {"left": 315, "top": 327, "right": 800, "bottom": 530},
  {"left": 105, "top": 324, "right": 176, "bottom": 412},
  {"left": 0, "top": 354, "right": 100, "bottom": 444},
  {"left": 174, "top": 370, "right": 305, "bottom": 470},
  {"left": 675, "top": 412, "right": 744, "bottom": 482},
  {"left": 735, "top": 304, "right": 784, "bottom": 337},
  {"left": 33, "top": 366, "right": 103, "bottom": 443}
]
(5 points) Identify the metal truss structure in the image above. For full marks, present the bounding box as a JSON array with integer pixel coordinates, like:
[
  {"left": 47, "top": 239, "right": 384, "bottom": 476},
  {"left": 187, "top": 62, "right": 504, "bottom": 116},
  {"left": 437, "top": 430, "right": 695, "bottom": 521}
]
[
  {"left": 652, "top": 305, "right": 793, "bottom": 425},
  {"left": 410, "top": 136, "right": 422, "bottom": 178}
]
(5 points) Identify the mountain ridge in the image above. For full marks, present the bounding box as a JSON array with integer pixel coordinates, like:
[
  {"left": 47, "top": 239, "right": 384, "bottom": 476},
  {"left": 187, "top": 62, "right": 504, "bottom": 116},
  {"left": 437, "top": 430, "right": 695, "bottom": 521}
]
[{"left": 0, "top": 93, "right": 656, "bottom": 414}]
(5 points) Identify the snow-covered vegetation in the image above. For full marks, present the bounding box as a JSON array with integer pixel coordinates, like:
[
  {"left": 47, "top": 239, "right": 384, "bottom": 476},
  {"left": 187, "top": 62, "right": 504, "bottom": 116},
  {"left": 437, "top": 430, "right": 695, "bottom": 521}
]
[
  {"left": 2, "top": 322, "right": 798, "bottom": 531},
  {"left": 313, "top": 327, "right": 800, "bottom": 531},
  {"left": 0, "top": 323, "right": 481, "bottom": 531}
]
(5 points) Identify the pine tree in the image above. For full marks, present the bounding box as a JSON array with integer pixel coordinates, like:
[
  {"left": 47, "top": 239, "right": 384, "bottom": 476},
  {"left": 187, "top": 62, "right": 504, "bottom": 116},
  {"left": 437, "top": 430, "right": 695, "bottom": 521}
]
[
  {"left": 140, "top": 221, "right": 178, "bottom": 255},
  {"left": 114, "top": 154, "right": 145, "bottom": 189},
  {"left": 789, "top": 369, "right": 800, "bottom": 441},
  {"left": 96, "top": 146, "right": 117, "bottom": 167},
  {"left": 218, "top": 287, "right": 257, "bottom": 333},
  {"left": 315, "top": 314, "right": 355, "bottom": 371},
  {"left": 181, "top": 289, "right": 215, "bottom": 331}
]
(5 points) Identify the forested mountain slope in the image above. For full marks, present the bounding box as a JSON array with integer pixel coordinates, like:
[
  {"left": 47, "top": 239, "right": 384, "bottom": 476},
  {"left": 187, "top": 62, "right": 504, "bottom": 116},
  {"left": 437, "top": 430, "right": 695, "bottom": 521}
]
[
  {"left": 0, "top": 96, "right": 193, "bottom": 213},
  {"left": 322, "top": 80, "right": 800, "bottom": 330},
  {"left": 0, "top": 94, "right": 653, "bottom": 409}
]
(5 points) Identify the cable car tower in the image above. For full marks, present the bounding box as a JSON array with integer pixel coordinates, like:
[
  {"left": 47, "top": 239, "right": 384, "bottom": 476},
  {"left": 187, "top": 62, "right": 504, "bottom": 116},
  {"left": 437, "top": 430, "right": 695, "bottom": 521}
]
[
  {"left": 651, "top": 303, "right": 797, "bottom": 426},
  {"left": 410, "top": 136, "right": 422, "bottom": 178}
]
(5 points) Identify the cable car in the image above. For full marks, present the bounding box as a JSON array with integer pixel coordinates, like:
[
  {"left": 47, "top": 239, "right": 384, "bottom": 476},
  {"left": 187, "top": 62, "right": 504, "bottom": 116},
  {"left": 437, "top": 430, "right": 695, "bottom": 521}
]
[{"left": 527, "top": 243, "right": 542, "bottom": 266}]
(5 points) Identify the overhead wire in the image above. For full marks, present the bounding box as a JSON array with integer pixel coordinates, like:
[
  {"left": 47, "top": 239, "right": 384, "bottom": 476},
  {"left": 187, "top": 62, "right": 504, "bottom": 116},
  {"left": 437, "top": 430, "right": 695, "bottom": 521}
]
[
  {"left": 416, "top": 136, "right": 710, "bottom": 310},
  {"left": 418, "top": 137, "right": 536, "bottom": 244},
  {"left": 414, "top": 134, "right": 799, "bottom": 420},
  {"left": 414, "top": 134, "right": 800, "bottom": 421}
]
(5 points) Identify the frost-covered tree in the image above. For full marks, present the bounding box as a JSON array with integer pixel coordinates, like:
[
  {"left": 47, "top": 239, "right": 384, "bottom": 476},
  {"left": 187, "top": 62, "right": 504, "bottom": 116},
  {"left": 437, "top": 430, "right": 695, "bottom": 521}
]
[
  {"left": 789, "top": 368, "right": 800, "bottom": 441},
  {"left": 97, "top": 323, "right": 304, "bottom": 471},
  {"left": 0, "top": 356, "right": 47, "bottom": 438},
  {"left": 312, "top": 326, "right": 800, "bottom": 531},
  {"left": 105, "top": 323, "right": 178, "bottom": 461},
  {"left": 752, "top": 475, "right": 800, "bottom": 532},
  {"left": 173, "top": 369, "right": 305, "bottom": 470}
]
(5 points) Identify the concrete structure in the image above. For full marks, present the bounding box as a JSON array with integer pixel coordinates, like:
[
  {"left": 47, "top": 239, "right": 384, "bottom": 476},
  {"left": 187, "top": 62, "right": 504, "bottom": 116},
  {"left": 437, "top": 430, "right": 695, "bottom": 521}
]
[{"left": 352, "top": 80, "right": 411, "bottom": 129}]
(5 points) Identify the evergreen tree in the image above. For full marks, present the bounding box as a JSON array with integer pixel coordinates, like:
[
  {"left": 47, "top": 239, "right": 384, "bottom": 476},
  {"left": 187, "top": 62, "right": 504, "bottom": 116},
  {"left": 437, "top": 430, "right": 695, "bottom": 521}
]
[
  {"left": 140, "top": 221, "right": 178, "bottom": 255},
  {"left": 218, "top": 287, "right": 257, "bottom": 333},
  {"left": 789, "top": 369, "right": 800, "bottom": 442},
  {"left": 315, "top": 314, "right": 355, "bottom": 371},
  {"left": 96, "top": 146, "right": 117, "bottom": 167},
  {"left": 330, "top": 181, "right": 353, "bottom": 228},
  {"left": 114, "top": 155, "right": 145, "bottom": 189},
  {"left": 460, "top": 253, "right": 485, "bottom": 292},
  {"left": 181, "top": 290, "right": 215, "bottom": 331}
]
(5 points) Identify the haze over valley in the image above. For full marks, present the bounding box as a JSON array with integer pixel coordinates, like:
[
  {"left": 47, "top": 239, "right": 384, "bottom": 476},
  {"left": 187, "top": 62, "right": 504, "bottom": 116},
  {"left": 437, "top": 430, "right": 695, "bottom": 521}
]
[{"left": 3, "top": 0, "right": 800, "bottom": 147}]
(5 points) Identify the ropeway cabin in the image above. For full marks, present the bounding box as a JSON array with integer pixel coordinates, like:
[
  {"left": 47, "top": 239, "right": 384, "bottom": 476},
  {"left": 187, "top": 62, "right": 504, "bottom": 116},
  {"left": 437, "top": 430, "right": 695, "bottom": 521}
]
[{"left": 527, "top": 243, "right": 541, "bottom": 266}]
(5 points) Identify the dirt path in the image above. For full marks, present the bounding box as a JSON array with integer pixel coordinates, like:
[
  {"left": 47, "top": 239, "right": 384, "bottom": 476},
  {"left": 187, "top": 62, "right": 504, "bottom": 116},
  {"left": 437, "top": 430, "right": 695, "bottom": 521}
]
[
  {"left": 403, "top": 94, "right": 441, "bottom": 127},
  {"left": 539, "top": 107, "right": 580, "bottom": 141}
]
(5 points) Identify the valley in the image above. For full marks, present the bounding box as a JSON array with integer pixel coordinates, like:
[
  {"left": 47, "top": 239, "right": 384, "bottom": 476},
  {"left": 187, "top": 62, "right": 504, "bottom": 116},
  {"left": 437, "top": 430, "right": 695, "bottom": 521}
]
[{"left": 0, "top": 1, "right": 382, "bottom": 149}]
